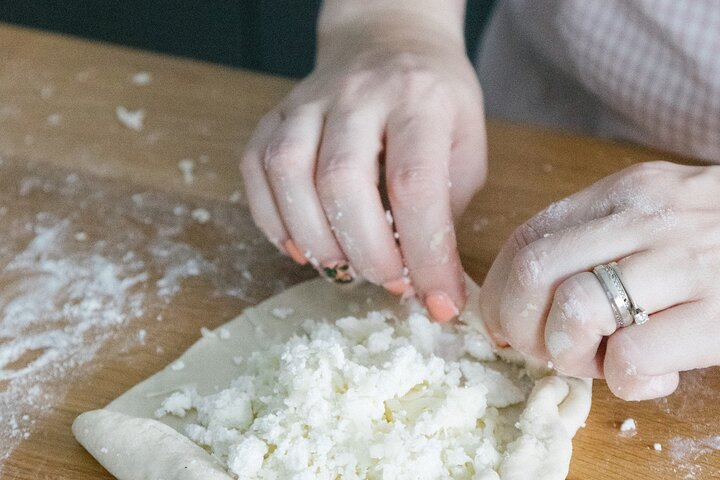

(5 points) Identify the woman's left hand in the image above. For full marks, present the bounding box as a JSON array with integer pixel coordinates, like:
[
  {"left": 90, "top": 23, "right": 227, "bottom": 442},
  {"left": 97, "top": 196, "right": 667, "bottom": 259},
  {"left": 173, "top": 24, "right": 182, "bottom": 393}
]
[{"left": 479, "top": 161, "right": 720, "bottom": 400}]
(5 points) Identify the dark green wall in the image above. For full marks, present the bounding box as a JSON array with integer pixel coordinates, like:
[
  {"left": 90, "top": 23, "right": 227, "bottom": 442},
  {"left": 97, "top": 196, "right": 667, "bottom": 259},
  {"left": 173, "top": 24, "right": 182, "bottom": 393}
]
[{"left": 0, "top": 1, "right": 495, "bottom": 78}]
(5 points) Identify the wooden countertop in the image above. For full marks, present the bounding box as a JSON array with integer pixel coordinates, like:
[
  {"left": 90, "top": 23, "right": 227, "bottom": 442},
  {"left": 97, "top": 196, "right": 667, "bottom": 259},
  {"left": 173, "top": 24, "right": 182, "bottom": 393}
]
[{"left": 1, "top": 23, "right": 718, "bottom": 479}]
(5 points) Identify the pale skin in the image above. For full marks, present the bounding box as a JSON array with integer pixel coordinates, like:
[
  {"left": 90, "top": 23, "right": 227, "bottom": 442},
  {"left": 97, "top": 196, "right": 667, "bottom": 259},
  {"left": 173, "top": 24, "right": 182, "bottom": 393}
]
[{"left": 241, "top": 0, "right": 720, "bottom": 401}]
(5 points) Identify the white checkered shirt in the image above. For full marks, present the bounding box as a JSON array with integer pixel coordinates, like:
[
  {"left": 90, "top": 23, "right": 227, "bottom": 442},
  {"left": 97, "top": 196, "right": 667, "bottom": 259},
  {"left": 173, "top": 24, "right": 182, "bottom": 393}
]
[{"left": 477, "top": 0, "right": 720, "bottom": 162}]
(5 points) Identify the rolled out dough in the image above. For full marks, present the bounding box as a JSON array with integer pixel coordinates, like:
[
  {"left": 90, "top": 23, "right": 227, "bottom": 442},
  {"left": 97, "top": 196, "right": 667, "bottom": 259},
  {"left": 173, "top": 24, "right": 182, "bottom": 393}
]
[{"left": 73, "top": 277, "right": 591, "bottom": 479}]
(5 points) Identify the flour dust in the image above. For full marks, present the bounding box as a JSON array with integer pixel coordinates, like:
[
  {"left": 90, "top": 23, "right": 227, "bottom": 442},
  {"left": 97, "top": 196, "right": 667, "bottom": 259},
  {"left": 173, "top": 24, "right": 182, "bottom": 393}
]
[{"left": 0, "top": 157, "right": 311, "bottom": 468}]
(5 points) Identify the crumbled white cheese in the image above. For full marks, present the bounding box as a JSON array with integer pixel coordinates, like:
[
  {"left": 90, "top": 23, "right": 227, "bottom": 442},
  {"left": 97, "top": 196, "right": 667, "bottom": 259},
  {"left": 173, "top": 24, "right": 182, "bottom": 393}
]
[
  {"left": 271, "top": 307, "right": 294, "bottom": 319},
  {"left": 155, "top": 390, "right": 194, "bottom": 418},
  {"left": 157, "top": 311, "right": 532, "bottom": 479},
  {"left": 170, "top": 361, "right": 185, "bottom": 371},
  {"left": 200, "top": 327, "right": 216, "bottom": 339},
  {"left": 116, "top": 106, "right": 145, "bottom": 132}
]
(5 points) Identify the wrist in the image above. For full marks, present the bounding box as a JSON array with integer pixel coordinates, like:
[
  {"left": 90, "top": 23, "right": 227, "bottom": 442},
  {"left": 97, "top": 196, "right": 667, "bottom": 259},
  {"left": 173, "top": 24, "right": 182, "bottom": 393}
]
[{"left": 316, "top": 1, "right": 467, "bottom": 66}]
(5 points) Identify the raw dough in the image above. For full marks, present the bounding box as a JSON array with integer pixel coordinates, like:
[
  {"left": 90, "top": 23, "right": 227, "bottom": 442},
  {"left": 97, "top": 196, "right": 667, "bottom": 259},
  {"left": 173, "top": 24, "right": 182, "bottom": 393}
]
[{"left": 73, "top": 278, "right": 591, "bottom": 479}]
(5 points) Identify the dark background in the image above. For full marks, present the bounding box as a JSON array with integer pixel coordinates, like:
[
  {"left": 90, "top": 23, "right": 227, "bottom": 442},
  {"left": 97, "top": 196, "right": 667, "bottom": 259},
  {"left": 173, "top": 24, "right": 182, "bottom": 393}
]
[{"left": 0, "top": 1, "right": 496, "bottom": 78}]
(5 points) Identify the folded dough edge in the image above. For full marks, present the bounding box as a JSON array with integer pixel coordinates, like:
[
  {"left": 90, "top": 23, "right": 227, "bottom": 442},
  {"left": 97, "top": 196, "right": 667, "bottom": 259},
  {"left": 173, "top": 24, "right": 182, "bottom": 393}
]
[{"left": 73, "top": 409, "right": 232, "bottom": 480}]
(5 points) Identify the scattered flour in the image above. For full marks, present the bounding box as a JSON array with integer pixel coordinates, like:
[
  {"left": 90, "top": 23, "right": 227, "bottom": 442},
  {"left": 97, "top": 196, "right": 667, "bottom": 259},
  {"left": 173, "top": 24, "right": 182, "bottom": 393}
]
[
  {"left": 157, "top": 311, "right": 538, "bottom": 479},
  {"left": 131, "top": 71, "right": 152, "bottom": 86},
  {"left": 0, "top": 158, "right": 313, "bottom": 470},
  {"left": 178, "top": 159, "right": 195, "bottom": 185},
  {"left": 228, "top": 191, "right": 242, "bottom": 204},
  {"left": 472, "top": 217, "right": 490, "bottom": 233},
  {"left": 40, "top": 85, "right": 55, "bottom": 100},
  {"left": 191, "top": 208, "right": 211, "bottom": 224},
  {"left": 116, "top": 106, "right": 145, "bottom": 132},
  {"left": 0, "top": 221, "right": 147, "bottom": 463},
  {"left": 668, "top": 435, "right": 720, "bottom": 479},
  {"left": 46, "top": 113, "right": 62, "bottom": 127},
  {"left": 620, "top": 418, "right": 637, "bottom": 437}
]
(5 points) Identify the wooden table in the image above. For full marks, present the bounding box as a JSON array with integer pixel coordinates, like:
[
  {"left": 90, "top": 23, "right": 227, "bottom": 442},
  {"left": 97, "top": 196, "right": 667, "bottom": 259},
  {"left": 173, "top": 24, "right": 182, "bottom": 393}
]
[{"left": 0, "top": 23, "right": 718, "bottom": 479}]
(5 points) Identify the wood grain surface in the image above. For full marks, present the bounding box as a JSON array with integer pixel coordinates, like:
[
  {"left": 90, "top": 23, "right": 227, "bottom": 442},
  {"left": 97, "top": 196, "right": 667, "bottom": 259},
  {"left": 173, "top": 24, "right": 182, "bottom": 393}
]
[{"left": 0, "top": 23, "right": 718, "bottom": 479}]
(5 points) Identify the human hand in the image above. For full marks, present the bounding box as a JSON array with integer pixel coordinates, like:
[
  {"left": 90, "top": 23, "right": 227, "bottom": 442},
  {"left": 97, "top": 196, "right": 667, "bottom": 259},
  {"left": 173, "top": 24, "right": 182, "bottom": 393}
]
[
  {"left": 479, "top": 162, "right": 720, "bottom": 400},
  {"left": 241, "top": 6, "right": 487, "bottom": 321}
]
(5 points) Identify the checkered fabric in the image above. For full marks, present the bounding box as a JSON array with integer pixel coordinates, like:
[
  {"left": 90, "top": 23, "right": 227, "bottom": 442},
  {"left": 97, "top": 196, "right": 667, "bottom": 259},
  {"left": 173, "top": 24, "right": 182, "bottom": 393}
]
[{"left": 477, "top": 0, "right": 720, "bottom": 162}]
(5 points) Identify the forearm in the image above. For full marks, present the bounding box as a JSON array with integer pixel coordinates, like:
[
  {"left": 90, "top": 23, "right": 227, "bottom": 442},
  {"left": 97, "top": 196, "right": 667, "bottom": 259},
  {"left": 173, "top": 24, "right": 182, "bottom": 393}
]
[{"left": 317, "top": 0, "right": 467, "bottom": 64}]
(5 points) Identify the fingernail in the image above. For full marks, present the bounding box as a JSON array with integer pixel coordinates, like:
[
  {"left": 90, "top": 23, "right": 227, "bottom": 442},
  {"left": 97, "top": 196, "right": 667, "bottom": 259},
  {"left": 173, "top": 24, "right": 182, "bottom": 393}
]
[
  {"left": 284, "top": 240, "right": 308, "bottom": 265},
  {"left": 425, "top": 291, "right": 459, "bottom": 322},
  {"left": 383, "top": 278, "right": 409, "bottom": 295},
  {"left": 490, "top": 332, "right": 510, "bottom": 348},
  {"left": 322, "top": 261, "right": 355, "bottom": 284}
]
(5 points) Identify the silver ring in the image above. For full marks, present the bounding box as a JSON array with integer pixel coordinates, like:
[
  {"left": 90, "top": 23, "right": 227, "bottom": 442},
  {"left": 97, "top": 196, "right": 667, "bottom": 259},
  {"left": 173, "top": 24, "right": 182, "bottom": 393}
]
[{"left": 592, "top": 262, "right": 649, "bottom": 328}]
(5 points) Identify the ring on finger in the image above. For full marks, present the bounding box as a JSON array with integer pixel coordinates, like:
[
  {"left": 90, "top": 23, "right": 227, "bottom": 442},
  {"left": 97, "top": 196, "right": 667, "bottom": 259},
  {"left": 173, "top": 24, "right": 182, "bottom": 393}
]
[{"left": 592, "top": 262, "right": 649, "bottom": 328}]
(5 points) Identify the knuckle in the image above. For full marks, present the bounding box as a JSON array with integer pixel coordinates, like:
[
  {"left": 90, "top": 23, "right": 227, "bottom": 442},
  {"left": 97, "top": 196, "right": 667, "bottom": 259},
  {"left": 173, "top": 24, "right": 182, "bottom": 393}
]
[
  {"left": 509, "top": 222, "right": 544, "bottom": 252},
  {"left": 616, "top": 162, "right": 666, "bottom": 192},
  {"left": 316, "top": 160, "right": 364, "bottom": 202},
  {"left": 388, "top": 165, "right": 443, "bottom": 206},
  {"left": 605, "top": 331, "right": 642, "bottom": 376},
  {"left": 263, "top": 138, "right": 309, "bottom": 178},
  {"left": 343, "top": 71, "right": 372, "bottom": 92},
  {"left": 508, "top": 243, "right": 546, "bottom": 290},
  {"left": 551, "top": 276, "right": 595, "bottom": 329}
]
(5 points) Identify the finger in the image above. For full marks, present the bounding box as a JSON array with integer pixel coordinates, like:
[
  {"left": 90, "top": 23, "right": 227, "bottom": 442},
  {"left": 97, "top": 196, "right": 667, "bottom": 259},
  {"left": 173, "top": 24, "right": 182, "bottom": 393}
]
[
  {"left": 316, "top": 107, "right": 406, "bottom": 290},
  {"left": 480, "top": 189, "right": 616, "bottom": 344},
  {"left": 498, "top": 210, "right": 674, "bottom": 358},
  {"left": 545, "top": 249, "right": 705, "bottom": 377},
  {"left": 479, "top": 163, "right": 667, "bottom": 343},
  {"left": 605, "top": 300, "right": 720, "bottom": 400},
  {"left": 240, "top": 112, "right": 291, "bottom": 256},
  {"left": 386, "top": 107, "right": 465, "bottom": 322},
  {"left": 263, "top": 106, "right": 351, "bottom": 281},
  {"left": 447, "top": 112, "right": 487, "bottom": 219}
]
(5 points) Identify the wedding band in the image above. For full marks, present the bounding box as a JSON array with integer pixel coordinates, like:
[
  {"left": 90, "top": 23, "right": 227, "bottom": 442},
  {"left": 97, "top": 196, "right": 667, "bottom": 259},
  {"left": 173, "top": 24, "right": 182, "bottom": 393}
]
[{"left": 592, "top": 262, "right": 649, "bottom": 328}]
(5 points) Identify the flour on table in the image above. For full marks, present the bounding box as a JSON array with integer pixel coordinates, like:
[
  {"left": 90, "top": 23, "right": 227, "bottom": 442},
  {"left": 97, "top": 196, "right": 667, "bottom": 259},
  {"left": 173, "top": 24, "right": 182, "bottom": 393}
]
[
  {"left": 228, "top": 191, "right": 242, "bottom": 204},
  {"left": 0, "top": 158, "right": 308, "bottom": 470},
  {"left": 191, "top": 208, "right": 211, "bottom": 224},
  {"left": 177, "top": 159, "right": 195, "bottom": 185},
  {"left": 131, "top": 71, "right": 152, "bottom": 86},
  {"left": 620, "top": 418, "right": 637, "bottom": 437},
  {"left": 46, "top": 113, "right": 62, "bottom": 126},
  {"left": 116, "top": 106, "right": 145, "bottom": 132},
  {"left": 668, "top": 435, "right": 720, "bottom": 479}
]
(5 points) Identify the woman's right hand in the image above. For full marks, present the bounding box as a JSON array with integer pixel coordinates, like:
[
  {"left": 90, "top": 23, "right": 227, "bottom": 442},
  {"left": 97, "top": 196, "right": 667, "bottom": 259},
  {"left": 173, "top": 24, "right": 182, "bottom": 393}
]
[{"left": 241, "top": 1, "right": 487, "bottom": 321}]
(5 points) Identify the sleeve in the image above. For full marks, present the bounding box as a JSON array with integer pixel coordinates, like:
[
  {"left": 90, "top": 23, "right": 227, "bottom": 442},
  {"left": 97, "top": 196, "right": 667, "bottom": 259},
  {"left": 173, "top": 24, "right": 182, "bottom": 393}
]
[
  {"left": 547, "top": 0, "right": 720, "bottom": 162},
  {"left": 486, "top": 0, "right": 720, "bottom": 163}
]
